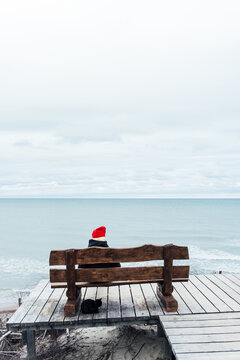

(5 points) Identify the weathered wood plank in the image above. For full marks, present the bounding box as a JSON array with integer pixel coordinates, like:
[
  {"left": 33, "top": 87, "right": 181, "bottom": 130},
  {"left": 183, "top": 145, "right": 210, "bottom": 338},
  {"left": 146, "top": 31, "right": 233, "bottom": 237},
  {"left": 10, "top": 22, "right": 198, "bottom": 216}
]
[
  {"left": 197, "top": 275, "right": 240, "bottom": 311},
  {"left": 165, "top": 325, "right": 240, "bottom": 336},
  {"left": 170, "top": 332, "right": 240, "bottom": 343},
  {"left": 21, "top": 283, "right": 53, "bottom": 325},
  {"left": 36, "top": 288, "right": 65, "bottom": 324},
  {"left": 174, "top": 341, "right": 240, "bottom": 353},
  {"left": 107, "top": 286, "right": 121, "bottom": 323},
  {"left": 50, "top": 265, "right": 189, "bottom": 283},
  {"left": 50, "top": 290, "right": 69, "bottom": 324},
  {"left": 231, "top": 274, "right": 240, "bottom": 281},
  {"left": 171, "top": 287, "right": 192, "bottom": 315},
  {"left": 181, "top": 279, "right": 218, "bottom": 313},
  {"left": 205, "top": 275, "right": 240, "bottom": 309},
  {"left": 141, "top": 283, "right": 164, "bottom": 317},
  {"left": 49, "top": 244, "right": 189, "bottom": 265},
  {"left": 7, "top": 280, "right": 49, "bottom": 328},
  {"left": 190, "top": 275, "right": 231, "bottom": 312},
  {"left": 177, "top": 352, "right": 240, "bottom": 360},
  {"left": 161, "top": 312, "right": 240, "bottom": 322},
  {"left": 130, "top": 284, "right": 150, "bottom": 320},
  {"left": 163, "top": 318, "right": 240, "bottom": 328},
  {"left": 93, "top": 287, "right": 108, "bottom": 322},
  {"left": 218, "top": 275, "right": 240, "bottom": 293},
  {"left": 119, "top": 285, "right": 136, "bottom": 321},
  {"left": 224, "top": 274, "right": 240, "bottom": 287},
  {"left": 173, "top": 282, "right": 205, "bottom": 313}
]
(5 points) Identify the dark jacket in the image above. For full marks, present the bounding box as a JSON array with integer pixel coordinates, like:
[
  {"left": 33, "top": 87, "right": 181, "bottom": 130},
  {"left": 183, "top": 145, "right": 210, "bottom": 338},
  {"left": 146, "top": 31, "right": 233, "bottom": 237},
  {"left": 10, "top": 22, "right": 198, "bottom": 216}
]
[{"left": 79, "top": 239, "right": 121, "bottom": 268}]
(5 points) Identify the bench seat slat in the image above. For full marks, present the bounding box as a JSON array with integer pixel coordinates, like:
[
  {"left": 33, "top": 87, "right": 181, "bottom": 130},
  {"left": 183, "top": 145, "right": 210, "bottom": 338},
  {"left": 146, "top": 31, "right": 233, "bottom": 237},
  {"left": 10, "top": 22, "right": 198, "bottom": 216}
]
[{"left": 50, "top": 244, "right": 189, "bottom": 265}]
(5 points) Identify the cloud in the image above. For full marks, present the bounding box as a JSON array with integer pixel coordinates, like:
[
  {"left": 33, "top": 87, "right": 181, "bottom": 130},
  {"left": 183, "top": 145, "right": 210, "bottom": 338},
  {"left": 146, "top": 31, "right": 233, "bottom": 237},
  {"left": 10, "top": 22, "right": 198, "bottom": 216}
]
[{"left": 0, "top": 0, "right": 240, "bottom": 197}]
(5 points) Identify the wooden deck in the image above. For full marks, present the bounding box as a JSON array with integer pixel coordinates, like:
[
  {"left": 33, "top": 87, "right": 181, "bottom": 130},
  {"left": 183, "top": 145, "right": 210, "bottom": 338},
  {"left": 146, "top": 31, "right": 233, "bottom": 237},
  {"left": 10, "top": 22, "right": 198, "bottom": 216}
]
[
  {"left": 161, "top": 312, "right": 240, "bottom": 359},
  {"left": 7, "top": 280, "right": 164, "bottom": 330},
  {"left": 7, "top": 274, "right": 240, "bottom": 359},
  {"left": 160, "top": 274, "right": 240, "bottom": 359}
]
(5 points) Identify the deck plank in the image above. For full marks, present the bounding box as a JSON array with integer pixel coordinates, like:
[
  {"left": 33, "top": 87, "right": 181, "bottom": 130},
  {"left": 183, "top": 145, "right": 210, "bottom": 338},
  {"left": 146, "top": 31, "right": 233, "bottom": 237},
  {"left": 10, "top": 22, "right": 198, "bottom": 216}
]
[
  {"left": 218, "top": 275, "right": 240, "bottom": 293},
  {"left": 182, "top": 277, "right": 218, "bottom": 312},
  {"left": 165, "top": 325, "right": 240, "bottom": 336},
  {"left": 119, "top": 285, "right": 135, "bottom": 321},
  {"left": 107, "top": 285, "right": 121, "bottom": 323},
  {"left": 36, "top": 288, "right": 65, "bottom": 324},
  {"left": 197, "top": 275, "right": 240, "bottom": 311},
  {"left": 174, "top": 341, "right": 240, "bottom": 353},
  {"left": 141, "top": 283, "right": 164, "bottom": 317},
  {"left": 190, "top": 275, "right": 231, "bottom": 312},
  {"left": 170, "top": 332, "right": 240, "bottom": 343},
  {"left": 205, "top": 275, "right": 240, "bottom": 309},
  {"left": 50, "top": 289, "right": 68, "bottom": 325},
  {"left": 130, "top": 284, "right": 150, "bottom": 320},
  {"left": 224, "top": 274, "right": 240, "bottom": 287},
  {"left": 173, "top": 282, "right": 205, "bottom": 313},
  {"left": 21, "top": 282, "right": 53, "bottom": 325},
  {"left": 172, "top": 287, "right": 192, "bottom": 315},
  {"left": 230, "top": 274, "right": 240, "bottom": 283},
  {"left": 161, "top": 312, "right": 240, "bottom": 322},
  {"left": 177, "top": 352, "right": 240, "bottom": 360},
  {"left": 163, "top": 318, "right": 240, "bottom": 328}
]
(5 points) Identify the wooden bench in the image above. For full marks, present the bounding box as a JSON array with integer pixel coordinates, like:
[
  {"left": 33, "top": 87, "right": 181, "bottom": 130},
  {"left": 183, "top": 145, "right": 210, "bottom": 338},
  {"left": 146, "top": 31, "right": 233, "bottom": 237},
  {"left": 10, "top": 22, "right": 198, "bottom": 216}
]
[{"left": 49, "top": 243, "right": 189, "bottom": 316}]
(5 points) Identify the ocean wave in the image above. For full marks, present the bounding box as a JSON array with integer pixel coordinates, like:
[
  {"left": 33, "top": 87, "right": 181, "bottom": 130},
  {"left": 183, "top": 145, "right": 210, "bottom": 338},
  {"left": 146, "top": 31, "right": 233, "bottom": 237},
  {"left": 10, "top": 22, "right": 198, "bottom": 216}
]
[
  {"left": 0, "top": 256, "right": 48, "bottom": 277},
  {"left": 190, "top": 259, "right": 240, "bottom": 274},
  {"left": 189, "top": 246, "right": 240, "bottom": 261}
]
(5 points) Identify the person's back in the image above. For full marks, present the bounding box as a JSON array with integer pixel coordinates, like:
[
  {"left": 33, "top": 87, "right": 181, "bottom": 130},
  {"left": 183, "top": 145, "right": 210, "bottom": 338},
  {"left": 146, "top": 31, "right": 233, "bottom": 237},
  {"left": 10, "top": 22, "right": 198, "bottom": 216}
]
[{"left": 79, "top": 226, "right": 121, "bottom": 268}]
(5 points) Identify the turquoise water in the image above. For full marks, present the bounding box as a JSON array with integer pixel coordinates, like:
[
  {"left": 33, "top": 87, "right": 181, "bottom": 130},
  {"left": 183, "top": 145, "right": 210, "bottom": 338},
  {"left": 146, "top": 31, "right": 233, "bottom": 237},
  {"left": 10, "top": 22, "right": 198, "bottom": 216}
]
[{"left": 0, "top": 199, "right": 240, "bottom": 307}]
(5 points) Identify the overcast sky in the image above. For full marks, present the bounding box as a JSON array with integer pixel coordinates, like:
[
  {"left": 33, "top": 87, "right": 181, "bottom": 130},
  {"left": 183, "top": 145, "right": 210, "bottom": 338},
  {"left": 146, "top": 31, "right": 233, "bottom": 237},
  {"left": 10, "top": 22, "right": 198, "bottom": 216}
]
[{"left": 0, "top": 0, "right": 240, "bottom": 198}]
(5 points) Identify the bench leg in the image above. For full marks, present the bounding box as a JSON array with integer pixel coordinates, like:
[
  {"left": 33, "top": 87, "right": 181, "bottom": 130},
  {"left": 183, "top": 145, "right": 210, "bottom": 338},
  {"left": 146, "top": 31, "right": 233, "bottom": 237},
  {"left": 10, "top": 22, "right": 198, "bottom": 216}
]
[
  {"left": 26, "top": 330, "right": 36, "bottom": 360},
  {"left": 156, "top": 283, "right": 178, "bottom": 312},
  {"left": 64, "top": 288, "right": 82, "bottom": 317}
]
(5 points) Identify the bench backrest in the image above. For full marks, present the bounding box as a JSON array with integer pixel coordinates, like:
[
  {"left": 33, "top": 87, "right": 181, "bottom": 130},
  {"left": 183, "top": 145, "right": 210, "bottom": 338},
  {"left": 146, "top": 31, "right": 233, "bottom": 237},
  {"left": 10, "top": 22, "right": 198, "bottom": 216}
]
[{"left": 49, "top": 244, "right": 189, "bottom": 287}]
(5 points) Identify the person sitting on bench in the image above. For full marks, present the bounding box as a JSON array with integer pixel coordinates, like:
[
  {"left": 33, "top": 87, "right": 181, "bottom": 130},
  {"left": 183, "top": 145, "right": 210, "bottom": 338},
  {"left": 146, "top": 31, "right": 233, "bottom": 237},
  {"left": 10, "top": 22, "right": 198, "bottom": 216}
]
[{"left": 79, "top": 226, "right": 121, "bottom": 268}]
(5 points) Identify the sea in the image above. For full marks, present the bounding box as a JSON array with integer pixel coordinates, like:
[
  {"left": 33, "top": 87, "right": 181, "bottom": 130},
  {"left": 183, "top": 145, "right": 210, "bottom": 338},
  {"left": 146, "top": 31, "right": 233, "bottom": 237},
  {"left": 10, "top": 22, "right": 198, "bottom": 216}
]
[{"left": 0, "top": 199, "right": 240, "bottom": 309}]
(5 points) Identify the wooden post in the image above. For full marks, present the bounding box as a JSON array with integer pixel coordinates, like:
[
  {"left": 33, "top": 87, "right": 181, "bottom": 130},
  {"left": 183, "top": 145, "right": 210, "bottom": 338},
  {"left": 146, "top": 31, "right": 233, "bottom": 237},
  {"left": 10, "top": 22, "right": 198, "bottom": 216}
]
[
  {"left": 157, "top": 320, "right": 165, "bottom": 337},
  {"left": 22, "top": 330, "right": 27, "bottom": 346},
  {"left": 156, "top": 244, "right": 178, "bottom": 312},
  {"left": 64, "top": 249, "right": 81, "bottom": 316},
  {"left": 26, "top": 330, "right": 36, "bottom": 360},
  {"left": 162, "top": 244, "right": 173, "bottom": 296}
]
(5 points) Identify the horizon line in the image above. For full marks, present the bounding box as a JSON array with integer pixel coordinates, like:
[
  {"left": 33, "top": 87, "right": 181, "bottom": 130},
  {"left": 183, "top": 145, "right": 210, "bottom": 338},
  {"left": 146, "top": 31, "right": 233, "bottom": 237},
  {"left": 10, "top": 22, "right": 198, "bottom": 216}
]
[{"left": 0, "top": 197, "right": 240, "bottom": 200}]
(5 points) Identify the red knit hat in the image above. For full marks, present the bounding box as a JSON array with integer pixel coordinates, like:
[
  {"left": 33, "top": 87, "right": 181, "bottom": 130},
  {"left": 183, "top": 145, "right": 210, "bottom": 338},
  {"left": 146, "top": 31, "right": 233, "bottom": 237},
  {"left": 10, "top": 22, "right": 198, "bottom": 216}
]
[{"left": 92, "top": 226, "right": 106, "bottom": 239}]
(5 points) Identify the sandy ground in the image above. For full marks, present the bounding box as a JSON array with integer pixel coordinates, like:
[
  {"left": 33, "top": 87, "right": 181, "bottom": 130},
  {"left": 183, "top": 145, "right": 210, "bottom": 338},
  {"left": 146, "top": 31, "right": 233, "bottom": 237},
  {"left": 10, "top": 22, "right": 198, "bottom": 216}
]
[{"left": 0, "top": 309, "right": 172, "bottom": 360}]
